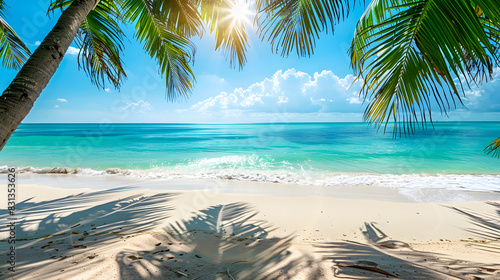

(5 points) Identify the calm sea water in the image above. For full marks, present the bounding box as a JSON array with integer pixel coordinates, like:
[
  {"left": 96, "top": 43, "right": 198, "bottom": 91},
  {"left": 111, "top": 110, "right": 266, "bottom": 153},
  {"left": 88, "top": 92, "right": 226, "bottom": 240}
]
[{"left": 1, "top": 122, "right": 500, "bottom": 192}]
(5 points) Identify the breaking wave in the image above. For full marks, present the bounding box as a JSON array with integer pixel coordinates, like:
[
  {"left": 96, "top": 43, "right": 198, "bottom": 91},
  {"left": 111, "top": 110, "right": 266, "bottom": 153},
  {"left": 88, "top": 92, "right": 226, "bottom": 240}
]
[{"left": 2, "top": 153, "right": 500, "bottom": 194}]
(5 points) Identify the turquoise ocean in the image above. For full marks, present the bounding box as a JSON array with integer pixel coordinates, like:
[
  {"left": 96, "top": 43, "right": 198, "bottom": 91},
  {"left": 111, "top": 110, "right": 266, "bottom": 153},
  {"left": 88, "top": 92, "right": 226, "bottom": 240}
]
[{"left": 1, "top": 122, "right": 500, "bottom": 193}]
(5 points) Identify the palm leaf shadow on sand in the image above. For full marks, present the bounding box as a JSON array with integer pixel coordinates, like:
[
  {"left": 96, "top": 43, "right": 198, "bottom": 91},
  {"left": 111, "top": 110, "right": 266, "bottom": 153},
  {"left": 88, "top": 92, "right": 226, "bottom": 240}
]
[
  {"left": 115, "top": 202, "right": 319, "bottom": 280},
  {"left": 0, "top": 187, "right": 174, "bottom": 279},
  {"left": 450, "top": 201, "right": 500, "bottom": 254},
  {"left": 0, "top": 187, "right": 131, "bottom": 215},
  {"left": 315, "top": 222, "right": 500, "bottom": 279}
]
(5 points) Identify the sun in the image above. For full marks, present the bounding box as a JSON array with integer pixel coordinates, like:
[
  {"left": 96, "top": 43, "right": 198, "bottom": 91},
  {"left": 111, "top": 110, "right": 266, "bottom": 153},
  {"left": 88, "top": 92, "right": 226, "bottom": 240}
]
[{"left": 229, "top": 0, "right": 252, "bottom": 23}]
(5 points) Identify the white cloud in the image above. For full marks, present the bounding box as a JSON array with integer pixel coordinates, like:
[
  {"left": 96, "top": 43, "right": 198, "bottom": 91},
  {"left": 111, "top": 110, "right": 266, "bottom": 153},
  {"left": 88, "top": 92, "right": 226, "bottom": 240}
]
[
  {"left": 200, "top": 74, "right": 225, "bottom": 83},
  {"left": 35, "top": 41, "right": 41, "bottom": 46},
  {"left": 57, "top": 98, "right": 67, "bottom": 102},
  {"left": 277, "top": 95, "right": 288, "bottom": 104},
  {"left": 346, "top": 96, "right": 362, "bottom": 104},
  {"left": 104, "top": 88, "right": 111, "bottom": 92},
  {"left": 54, "top": 105, "right": 59, "bottom": 108},
  {"left": 187, "top": 67, "right": 500, "bottom": 120},
  {"left": 191, "top": 92, "right": 238, "bottom": 112},
  {"left": 240, "top": 94, "right": 263, "bottom": 107},
  {"left": 191, "top": 68, "right": 363, "bottom": 114},
  {"left": 66, "top": 46, "right": 80, "bottom": 56},
  {"left": 462, "top": 67, "right": 500, "bottom": 111},
  {"left": 175, "top": 109, "right": 188, "bottom": 113},
  {"left": 121, "top": 100, "right": 152, "bottom": 113}
]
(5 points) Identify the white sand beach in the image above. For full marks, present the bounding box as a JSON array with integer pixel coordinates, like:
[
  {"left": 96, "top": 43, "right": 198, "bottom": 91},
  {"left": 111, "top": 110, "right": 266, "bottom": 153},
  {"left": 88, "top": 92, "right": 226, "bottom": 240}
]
[{"left": 1, "top": 174, "right": 500, "bottom": 279}]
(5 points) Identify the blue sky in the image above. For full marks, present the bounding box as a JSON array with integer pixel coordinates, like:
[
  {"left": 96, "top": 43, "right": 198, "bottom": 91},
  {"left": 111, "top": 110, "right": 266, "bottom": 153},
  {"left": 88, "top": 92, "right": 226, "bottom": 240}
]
[{"left": 1, "top": 0, "right": 500, "bottom": 123}]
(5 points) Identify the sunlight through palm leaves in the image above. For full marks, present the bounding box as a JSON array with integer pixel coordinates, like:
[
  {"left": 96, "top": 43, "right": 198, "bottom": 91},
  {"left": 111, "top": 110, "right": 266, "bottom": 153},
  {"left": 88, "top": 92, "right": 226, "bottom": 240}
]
[
  {"left": 199, "top": 0, "right": 250, "bottom": 69},
  {"left": 48, "top": 0, "right": 250, "bottom": 98},
  {"left": 0, "top": 0, "right": 253, "bottom": 150}
]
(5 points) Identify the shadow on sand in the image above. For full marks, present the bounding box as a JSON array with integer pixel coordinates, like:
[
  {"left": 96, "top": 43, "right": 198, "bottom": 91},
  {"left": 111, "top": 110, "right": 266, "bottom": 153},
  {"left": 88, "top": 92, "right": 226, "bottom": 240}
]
[
  {"left": 2, "top": 192, "right": 316, "bottom": 280},
  {"left": 4, "top": 191, "right": 500, "bottom": 280},
  {"left": 0, "top": 187, "right": 174, "bottom": 279},
  {"left": 315, "top": 220, "right": 500, "bottom": 279},
  {"left": 450, "top": 201, "right": 500, "bottom": 255},
  {"left": 114, "top": 202, "right": 320, "bottom": 280}
]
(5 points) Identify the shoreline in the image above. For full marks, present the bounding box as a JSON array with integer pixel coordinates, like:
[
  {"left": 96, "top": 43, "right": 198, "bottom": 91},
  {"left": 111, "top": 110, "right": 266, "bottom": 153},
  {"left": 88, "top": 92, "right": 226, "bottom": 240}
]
[
  {"left": 2, "top": 167, "right": 500, "bottom": 200},
  {"left": 5, "top": 164, "right": 500, "bottom": 176},
  {"left": 1, "top": 175, "right": 499, "bottom": 279},
  {"left": 9, "top": 173, "right": 500, "bottom": 203}
]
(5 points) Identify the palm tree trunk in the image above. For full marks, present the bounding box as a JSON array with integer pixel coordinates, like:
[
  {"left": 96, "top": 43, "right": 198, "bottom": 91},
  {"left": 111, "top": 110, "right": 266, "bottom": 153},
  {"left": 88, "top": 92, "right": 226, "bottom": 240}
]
[{"left": 0, "top": 0, "right": 97, "bottom": 151}]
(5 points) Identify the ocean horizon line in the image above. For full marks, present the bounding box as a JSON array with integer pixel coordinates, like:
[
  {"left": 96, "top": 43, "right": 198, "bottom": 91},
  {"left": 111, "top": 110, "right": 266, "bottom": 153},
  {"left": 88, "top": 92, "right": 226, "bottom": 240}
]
[{"left": 20, "top": 120, "right": 500, "bottom": 125}]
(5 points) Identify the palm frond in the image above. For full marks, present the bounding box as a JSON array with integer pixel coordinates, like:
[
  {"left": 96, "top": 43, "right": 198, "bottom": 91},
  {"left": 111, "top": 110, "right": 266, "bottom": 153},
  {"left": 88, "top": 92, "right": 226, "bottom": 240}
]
[
  {"left": 48, "top": 0, "right": 85, "bottom": 12},
  {"left": 198, "top": 0, "right": 249, "bottom": 69},
  {"left": 256, "top": 0, "right": 351, "bottom": 57},
  {"left": 0, "top": 0, "right": 6, "bottom": 18},
  {"left": 485, "top": 137, "right": 500, "bottom": 158},
  {"left": 49, "top": 0, "right": 126, "bottom": 89},
  {"left": 76, "top": 0, "right": 126, "bottom": 90},
  {"left": 120, "top": 0, "right": 197, "bottom": 100},
  {"left": 48, "top": 0, "right": 102, "bottom": 12},
  {"left": 148, "top": 0, "right": 203, "bottom": 37},
  {"left": 350, "top": 0, "right": 500, "bottom": 135},
  {"left": 0, "top": 1, "right": 31, "bottom": 69}
]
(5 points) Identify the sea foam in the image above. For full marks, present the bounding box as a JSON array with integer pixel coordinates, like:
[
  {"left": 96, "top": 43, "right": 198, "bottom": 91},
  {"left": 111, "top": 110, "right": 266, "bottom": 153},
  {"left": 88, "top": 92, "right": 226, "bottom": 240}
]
[{"left": 2, "top": 164, "right": 499, "bottom": 194}]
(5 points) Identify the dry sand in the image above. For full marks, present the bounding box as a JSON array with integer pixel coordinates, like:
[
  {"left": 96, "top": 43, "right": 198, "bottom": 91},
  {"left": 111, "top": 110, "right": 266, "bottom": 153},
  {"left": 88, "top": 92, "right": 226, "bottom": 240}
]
[{"left": 1, "top": 175, "right": 499, "bottom": 279}]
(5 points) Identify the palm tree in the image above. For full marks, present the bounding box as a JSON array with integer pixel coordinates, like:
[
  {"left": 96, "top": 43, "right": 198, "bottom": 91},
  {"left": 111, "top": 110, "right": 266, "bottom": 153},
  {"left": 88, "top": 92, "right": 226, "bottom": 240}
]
[
  {"left": 256, "top": 0, "right": 500, "bottom": 157},
  {"left": 0, "top": 0, "right": 248, "bottom": 150},
  {"left": 0, "top": 0, "right": 31, "bottom": 69}
]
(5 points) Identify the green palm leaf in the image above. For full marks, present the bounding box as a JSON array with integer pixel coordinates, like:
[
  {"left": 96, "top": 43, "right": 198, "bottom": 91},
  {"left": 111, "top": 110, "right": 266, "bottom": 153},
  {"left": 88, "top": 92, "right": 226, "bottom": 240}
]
[
  {"left": 49, "top": 0, "right": 252, "bottom": 97},
  {"left": 350, "top": 0, "right": 500, "bottom": 137},
  {"left": 120, "top": 0, "right": 198, "bottom": 100},
  {"left": 256, "top": 0, "right": 351, "bottom": 57},
  {"left": 0, "top": 0, "right": 31, "bottom": 69},
  {"left": 50, "top": 0, "right": 126, "bottom": 90},
  {"left": 485, "top": 137, "right": 500, "bottom": 158},
  {"left": 77, "top": 0, "right": 126, "bottom": 90},
  {"left": 198, "top": 0, "right": 249, "bottom": 69},
  {"left": 148, "top": 0, "right": 203, "bottom": 37}
]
